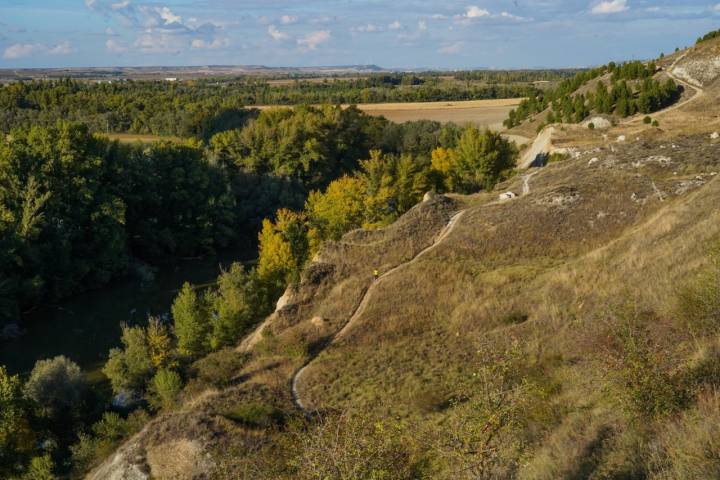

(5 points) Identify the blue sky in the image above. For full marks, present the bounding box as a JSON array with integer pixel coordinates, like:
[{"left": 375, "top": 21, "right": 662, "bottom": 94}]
[{"left": 0, "top": 1, "right": 718, "bottom": 69}]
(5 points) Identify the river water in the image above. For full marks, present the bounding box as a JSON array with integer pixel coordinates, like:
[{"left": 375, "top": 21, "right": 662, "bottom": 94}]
[{"left": 0, "top": 250, "right": 250, "bottom": 376}]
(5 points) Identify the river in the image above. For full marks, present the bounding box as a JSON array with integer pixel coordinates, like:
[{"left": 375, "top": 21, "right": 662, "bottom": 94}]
[{"left": 0, "top": 250, "right": 251, "bottom": 376}]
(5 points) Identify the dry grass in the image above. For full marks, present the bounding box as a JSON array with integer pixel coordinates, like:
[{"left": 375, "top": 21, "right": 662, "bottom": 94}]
[
  {"left": 91, "top": 110, "right": 720, "bottom": 477},
  {"left": 254, "top": 98, "right": 524, "bottom": 127},
  {"left": 105, "top": 133, "right": 184, "bottom": 143}
]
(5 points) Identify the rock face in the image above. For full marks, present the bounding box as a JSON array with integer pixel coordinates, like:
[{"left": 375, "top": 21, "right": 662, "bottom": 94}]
[
  {"left": 583, "top": 116, "right": 611, "bottom": 129},
  {"left": 423, "top": 191, "right": 439, "bottom": 203},
  {"left": 499, "top": 192, "right": 517, "bottom": 201}
]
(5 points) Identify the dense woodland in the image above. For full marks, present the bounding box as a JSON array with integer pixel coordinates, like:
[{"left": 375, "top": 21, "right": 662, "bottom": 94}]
[
  {"left": 0, "top": 92, "right": 517, "bottom": 477},
  {"left": 0, "top": 75, "right": 542, "bottom": 138},
  {"left": 504, "top": 61, "right": 681, "bottom": 129}
]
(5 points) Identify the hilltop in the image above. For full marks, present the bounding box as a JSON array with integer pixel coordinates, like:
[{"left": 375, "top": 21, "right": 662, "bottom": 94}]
[{"left": 79, "top": 35, "right": 720, "bottom": 479}]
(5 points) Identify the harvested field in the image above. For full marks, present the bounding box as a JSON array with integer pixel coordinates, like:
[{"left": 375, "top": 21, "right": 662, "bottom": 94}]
[
  {"left": 105, "top": 133, "right": 183, "bottom": 143},
  {"left": 255, "top": 98, "right": 524, "bottom": 128}
]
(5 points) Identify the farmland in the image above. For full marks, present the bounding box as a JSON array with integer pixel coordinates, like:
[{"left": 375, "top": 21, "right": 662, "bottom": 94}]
[{"left": 256, "top": 98, "right": 524, "bottom": 128}]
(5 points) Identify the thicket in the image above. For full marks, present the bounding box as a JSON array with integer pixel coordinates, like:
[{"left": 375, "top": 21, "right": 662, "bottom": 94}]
[
  {"left": 0, "top": 106, "right": 392, "bottom": 326},
  {"left": 504, "top": 61, "right": 679, "bottom": 129},
  {"left": 697, "top": 29, "right": 720, "bottom": 44},
  {"left": 0, "top": 76, "right": 537, "bottom": 138}
]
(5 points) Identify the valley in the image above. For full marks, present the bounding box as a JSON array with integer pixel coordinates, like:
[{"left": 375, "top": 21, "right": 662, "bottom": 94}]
[{"left": 2, "top": 6, "right": 720, "bottom": 478}]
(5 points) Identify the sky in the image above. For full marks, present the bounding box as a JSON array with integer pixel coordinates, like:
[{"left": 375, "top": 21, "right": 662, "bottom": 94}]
[{"left": 0, "top": 0, "right": 718, "bottom": 69}]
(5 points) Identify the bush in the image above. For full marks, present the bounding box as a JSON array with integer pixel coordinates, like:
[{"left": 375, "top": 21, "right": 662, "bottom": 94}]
[
  {"left": 148, "top": 369, "right": 183, "bottom": 410},
  {"left": 102, "top": 324, "right": 154, "bottom": 395},
  {"left": 70, "top": 410, "right": 150, "bottom": 475},
  {"left": 611, "top": 320, "right": 686, "bottom": 418},
  {"left": 223, "top": 402, "right": 284, "bottom": 429},
  {"left": 644, "top": 116, "right": 652, "bottom": 124},
  {"left": 652, "top": 120, "right": 660, "bottom": 127},
  {"left": 648, "top": 389, "right": 720, "bottom": 479},
  {"left": 172, "top": 282, "right": 211, "bottom": 359},
  {"left": 24, "top": 454, "right": 56, "bottom": 480},
  {"left": 189, "top": 348, "right": 247, "bottom": 389},
  {"left": 588, "top": 122, "right": 595, "bottom": 130},
  {"left": 678, "top": 243, "right": 720, "bottom": 333},
  {"left": 24, "top": 356, "right": 85, "bottom": 417}
]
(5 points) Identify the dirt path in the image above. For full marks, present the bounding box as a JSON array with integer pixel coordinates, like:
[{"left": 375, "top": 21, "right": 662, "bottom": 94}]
[
  {"left": 627, "top": 48, "right": 704, "bottom": 124},
  {"left": 290, "top": 208, "right": 466, "bottom": 413}
]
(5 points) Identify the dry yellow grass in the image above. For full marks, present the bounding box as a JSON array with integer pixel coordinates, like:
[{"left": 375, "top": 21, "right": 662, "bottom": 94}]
[
  {"left": 254, "top": 98, "right": 524, "bottom": 128},
  {"left": 105, "top": 133, "right": 183, "bottom": 143}
]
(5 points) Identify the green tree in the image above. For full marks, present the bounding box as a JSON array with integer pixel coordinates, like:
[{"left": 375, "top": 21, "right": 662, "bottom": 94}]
[
  {"left": 305, "top": 176, "right": 365, "bottom": 251},
  {"left": 0, "top": 366, "right": 30, "bottom": 474},
  {"left": 103, "top": 324, "right": 154, "bottom": 394},
  {"left": 24, "top": 356, "right": 85, "bottom": 417},
  {"left": 148, "top": 369, "right": 183, "bottom": 410},
  {"left": 172, "top": 282, "right": 210, "bottom": 358},
  {"left": 453, "top": 126, "right": 517, "bottom": 192},
  {"left": 207, "top": 264, "right": 266, "bottom": 349}
]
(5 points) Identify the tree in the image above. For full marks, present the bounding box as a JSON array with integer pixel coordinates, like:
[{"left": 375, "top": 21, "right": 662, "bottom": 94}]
[
  {"left": 24, "top": 356, "right": 85, "bottom": 417},
  {"left": 453, "top": 126, "right": 517, "bottom": 192},
  {"left": 146, "top": 317, "right": 177, "bottom": 370},
  {"left": 23, "top": 455, "right": 56, "bottom": 480},
  {"left": 172, "top": 282, "right": 210, "bottom": 358},
  {"left": 207, "top": 264, "right": 264, "bottom": 349},
  {"left": 148, "top": 369, "right": 183, "bottom": 410},
  {"left": 257, "top": 209, "right": 309, "bottom": 287},
  {"left": 305, "top": 176, "right": 365, "bottom": 251},
  {"left": 0, "top": 366, "right": 30, "bottom": 474},
  {"left": 103, "top": 324, "right": 154, "bottom": 394}
]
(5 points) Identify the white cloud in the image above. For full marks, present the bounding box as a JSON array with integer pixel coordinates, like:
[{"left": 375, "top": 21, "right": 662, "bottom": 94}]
[
  {"left": 3, "top": 43, "right": 45, "bottom": 59},
  {"left": 714, "top": 3, "right": 720, "bottom": 11},
  {"left": 84, "top": 0, "right": 96, "bottom": 8},
  {"left": 268, "top": 25, "right": 289, "bottom": 41},
  {"left": 297, "top": 30, "right": 330, "bottom": 50},
  {"left": 111, "top": 0, "right": 130, "bottom": 10},
  {"left": 591, "top": 0, "right": 629, "bottom": 14},
  {"left": 191, "top": 37, "right": 229, "bottom": 49},
  {"left": 105, "top": 38, "right": 127, "bottom": 52},
  {"left": 47, "top": 41, "right": 74, "bottom": 55},
  {"left": 280, "top": 15, "right": 298, "bottom": 24},
  {"left": 156, "top": 6, "right": 181, "bottom": 24},
  {"left": 388, "top": 20, "right": 402, "bottom": 30},
  {"left": 438, "top": 41, "right": 464, "bottom": 54},
  {"left": 3, "top": 41, "right": 73, "bottom": 59},
  {"left": 133, "top": 33, "right": 182, "bottom": 53},
  {"left": 466, "top": 6, "right": 490, "bottom": 18},
  {"left": 418, "top": 20, "right": 428, "bottom": 31},
  {"left": 353, "top": 23, "right": 381, "bottom": 33}
]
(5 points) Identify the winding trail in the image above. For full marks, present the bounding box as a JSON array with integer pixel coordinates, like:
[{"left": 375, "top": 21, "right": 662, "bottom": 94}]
[
  {"left": 290, "top": 208, "right": 466, "bottom": 413},
  {"left": 628, "top": 48, "right": 704, "bottom": 123},
  {"left": 290, "top": 170, "right": 539, "bottom": 413}
]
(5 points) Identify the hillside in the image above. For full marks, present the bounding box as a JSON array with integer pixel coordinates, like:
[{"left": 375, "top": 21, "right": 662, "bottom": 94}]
[{"left": 89, "top": 41, "right": 720, "bottom": 479}]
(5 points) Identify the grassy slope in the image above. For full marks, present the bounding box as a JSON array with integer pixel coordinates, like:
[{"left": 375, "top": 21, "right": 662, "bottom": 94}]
[{"left": 89, "top": 41, "right": 720, "bottom": 480}]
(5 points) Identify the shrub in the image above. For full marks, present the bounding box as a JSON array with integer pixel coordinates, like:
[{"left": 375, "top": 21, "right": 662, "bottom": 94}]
[
  {"left": 224, "top": 402, "right": 284, "bottom": 429},
  {"left": 652, "top": 120, "right": 660, "bottom": 127},
  {"left": 611, "top": 320, "right": 686, "bottom": 418},
  {"left": 648, "top": 389, "right": 720, "bottom": 479},
  {"left": 588, "top": 122, "right": 595, "bottom": 130},
  {"left": 282, "top": 413, "right": 421, "bottom": 480},
  {"left": 172, "top": 282, "right": 211, "bottom": 359},
  {"left": 24, "top": 454, "right": 56, "bottom": 480},
  {"left": 24, "top": 356, "right": 85, "bottom": 417},
  {"left": 70, "top": 410, "right": 150, "bottom": 475},
  {"left": 677, "top": 243, "right": 720, "bottom": 333},
  {"left": 644, "top": 116, "right": 652, "bottom": 124},
  {"left": 189, "top": 348, "right": 247, "bottom": 389},
  {"left": 148, "top": 369, "right": 183, "bottom": 410},
  {"left": 102, "top": 324, "right": 154, "bottom": 395}
]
